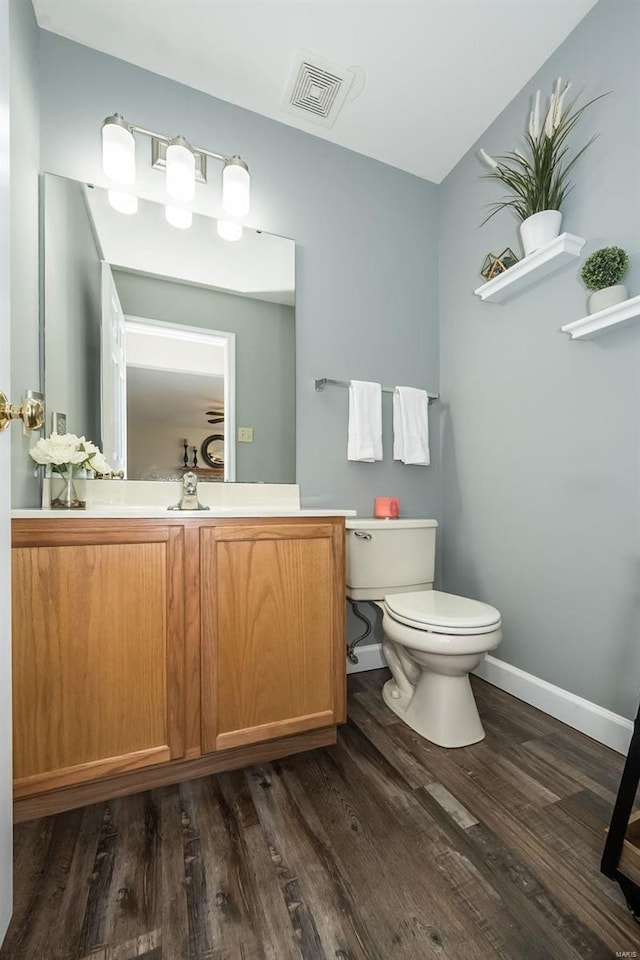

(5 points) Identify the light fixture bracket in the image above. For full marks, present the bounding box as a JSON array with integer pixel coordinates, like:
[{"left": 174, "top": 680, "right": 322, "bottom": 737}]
[
  {"left": 224, "top": 155, "right": 249, "bottom": 174},
  {"left": 151, "top": 137, "right": 207, "bottom": 184},
  {"left": 103, "top": 113, "right": 131, "bottom": 132}
]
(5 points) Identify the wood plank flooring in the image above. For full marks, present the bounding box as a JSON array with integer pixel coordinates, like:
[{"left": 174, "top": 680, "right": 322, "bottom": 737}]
[{"left": 2, "top": 670, "right": 639, "bottom": 959}]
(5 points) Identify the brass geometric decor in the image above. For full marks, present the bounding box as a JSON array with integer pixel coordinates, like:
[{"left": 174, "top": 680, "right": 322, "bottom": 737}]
[{"left": 481, "top": 247, "right": 519, "bottom": 281}]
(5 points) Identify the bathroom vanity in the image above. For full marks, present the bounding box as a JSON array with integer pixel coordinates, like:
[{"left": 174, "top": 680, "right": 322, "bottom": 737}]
[{"left": 11, "top": 512, "right": 346, "bottom": 821}]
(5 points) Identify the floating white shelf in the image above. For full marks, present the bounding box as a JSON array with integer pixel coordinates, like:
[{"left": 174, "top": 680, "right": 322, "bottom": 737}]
[
  {"left": 474, "top": 233, "right": 586, "bottom": 304},
  {"left": 561, "top": 294, "right": 640, "bottom": 340}
]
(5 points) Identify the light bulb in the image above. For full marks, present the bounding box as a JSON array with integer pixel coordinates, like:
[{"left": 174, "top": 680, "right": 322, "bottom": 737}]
[
  {"left": 102, "top": 115, "right": 135, "bottom": 185},
  {"left": 216, "top": 219, "right": 242, "bottom": 242},
  {"left": 222, "top": 156, "right": 250, "bottom": 217},
  {"left": 108, "top": 190, "right": 138, "bottom": 215},
  {"left": 165, "top": 206, "right": 192, "bottom": 229},
  {"left": 166, "top": 137, "right": 196, "bottom": 202}
]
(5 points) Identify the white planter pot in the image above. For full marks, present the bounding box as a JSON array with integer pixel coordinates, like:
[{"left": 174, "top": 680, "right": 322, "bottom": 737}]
[
  {"left": 588, "top": 284, "right": 629, "bottom": 314},
  {"left": 519, "top": 210, "right": 563, "bottom": 257}
]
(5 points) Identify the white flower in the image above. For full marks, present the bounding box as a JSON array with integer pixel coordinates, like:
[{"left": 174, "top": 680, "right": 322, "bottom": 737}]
[
  {"left": 29, "top": 433, "right": 83, "bottom": 466},
  {"left": 79, "top": 438, "right": 100, "bottom": 458},
  {"left": 29, "top": 433, "right": 111, "bottom": 473},
  {"left": 544, "top": 93, "right": 556, "bottom": 138},
  {"left": 529, "top": 90, "right": 542, "bottom": 139},
  {"left": 555, "top": 81, "right": 572, "bottom": 127},
  {"left": 479, "top": 148, "right": 498, "bottom": 169},
  {"left": 87, "top": 452, "right": 113, "bottom": 475}
]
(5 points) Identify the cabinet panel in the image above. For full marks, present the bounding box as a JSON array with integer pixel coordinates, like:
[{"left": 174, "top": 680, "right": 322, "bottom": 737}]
[
  {"left": 12, "top": 525, "right": 185, "bottom": 795},
  {"left": 201, "top": 522, "right": 345, "bottom": 752}
]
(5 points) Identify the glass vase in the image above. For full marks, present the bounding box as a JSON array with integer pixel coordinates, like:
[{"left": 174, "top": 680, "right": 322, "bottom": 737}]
[{"left": 50, "top": 468, "right": 86, "bottom": 510}]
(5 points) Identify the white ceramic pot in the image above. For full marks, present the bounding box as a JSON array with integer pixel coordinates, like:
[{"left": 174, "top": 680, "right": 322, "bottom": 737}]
[
  {"left": 519, "top": 210, "right": 563, "bottom": 257},
  {"left": 588, "top": 284, "right": 628, "bottom": 314}
]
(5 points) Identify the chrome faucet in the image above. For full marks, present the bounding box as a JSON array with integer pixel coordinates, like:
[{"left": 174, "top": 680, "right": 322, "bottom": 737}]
[{"left": 168, "top": 471, "right": 210, "bottom": 511}]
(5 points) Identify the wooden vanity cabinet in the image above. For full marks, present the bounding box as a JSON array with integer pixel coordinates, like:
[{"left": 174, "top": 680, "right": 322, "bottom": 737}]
[{"left": 11, "top": 515, "right": 345, "bottom": 817}]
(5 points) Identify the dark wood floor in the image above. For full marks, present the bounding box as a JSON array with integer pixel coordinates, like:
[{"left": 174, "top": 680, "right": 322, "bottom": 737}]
[{"left": 2, "top": 670, "right": 638, "bottom": 960}]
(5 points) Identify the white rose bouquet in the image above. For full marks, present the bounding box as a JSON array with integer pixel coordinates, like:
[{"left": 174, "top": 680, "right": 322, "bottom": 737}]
[
  {"left": 29, "top": 433, "right": 114, "bottom": 477},
  {"left": 30, "top": 433, "right": 115, "bottom": 509}
]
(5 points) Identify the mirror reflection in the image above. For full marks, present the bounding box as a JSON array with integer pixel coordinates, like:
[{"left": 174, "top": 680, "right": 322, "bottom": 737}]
[{"left": 41, "top": 174, "right": 296, "bottom": 483}]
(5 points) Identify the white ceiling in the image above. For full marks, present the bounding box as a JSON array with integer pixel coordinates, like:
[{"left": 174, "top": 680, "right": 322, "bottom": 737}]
[
  {"left": 125, "top": 327, "right": 226, "bottom": 380},
  {"left": 32, "top": 0, "right": 597, "bottom": 183}
]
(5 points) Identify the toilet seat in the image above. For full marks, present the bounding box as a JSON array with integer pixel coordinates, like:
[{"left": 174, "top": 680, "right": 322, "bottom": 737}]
[{"left": 384, "top": 589, "right": 502, "bottom": 636}]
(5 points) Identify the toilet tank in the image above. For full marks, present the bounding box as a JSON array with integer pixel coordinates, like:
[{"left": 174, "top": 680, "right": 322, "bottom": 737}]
[{"left": 345, "top": 518, "right": 438, "bottom": 601}]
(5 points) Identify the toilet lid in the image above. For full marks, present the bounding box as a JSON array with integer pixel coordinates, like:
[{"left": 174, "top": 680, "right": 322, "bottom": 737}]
[{"left": 384, "top": 590, "right": 501, "bottom": 634}]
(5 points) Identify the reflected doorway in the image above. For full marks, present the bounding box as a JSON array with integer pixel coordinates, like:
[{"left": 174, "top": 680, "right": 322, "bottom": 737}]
[{"left": 122, "top": 317, "right": 235, "bottom": 481}]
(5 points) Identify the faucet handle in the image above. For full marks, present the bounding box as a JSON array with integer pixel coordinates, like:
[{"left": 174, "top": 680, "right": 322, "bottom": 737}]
[
  {"left": 168, "top": 470, "right": 210, "bottom": 511},
  {"left": 183, "top": 471, "right": 198, "bottom": 494}
]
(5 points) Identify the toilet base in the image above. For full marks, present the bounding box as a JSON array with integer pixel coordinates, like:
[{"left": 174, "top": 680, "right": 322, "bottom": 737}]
[{"left": 382, "top": 670, "right": 485, "bottom": 749}]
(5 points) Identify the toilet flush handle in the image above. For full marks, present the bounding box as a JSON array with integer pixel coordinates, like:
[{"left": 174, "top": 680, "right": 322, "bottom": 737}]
[{"left": 353, "top": 531, "right": 372, "bottom": 540}]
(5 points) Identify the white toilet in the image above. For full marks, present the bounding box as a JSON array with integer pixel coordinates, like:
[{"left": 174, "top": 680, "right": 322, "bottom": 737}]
[{"left": 346, "top": 518, "right": 502, "bottom": 748}]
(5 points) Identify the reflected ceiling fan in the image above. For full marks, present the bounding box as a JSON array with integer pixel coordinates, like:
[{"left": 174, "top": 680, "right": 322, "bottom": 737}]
[{"left": 206, "top": 409, "right": 224, "bottom": 425}]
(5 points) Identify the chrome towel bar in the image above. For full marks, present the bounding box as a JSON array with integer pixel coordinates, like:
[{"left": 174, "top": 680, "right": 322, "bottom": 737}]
[{"left": 314, "top": 378, "right": 439, "bottom": 404}]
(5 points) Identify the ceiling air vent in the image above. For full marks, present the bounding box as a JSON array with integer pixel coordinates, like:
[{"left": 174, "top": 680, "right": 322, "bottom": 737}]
[{"left": 282, "top": 50, "right": 357, "bottom": 128}]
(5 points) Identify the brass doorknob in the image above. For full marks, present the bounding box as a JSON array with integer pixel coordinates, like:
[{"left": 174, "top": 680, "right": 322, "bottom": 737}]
[{"left": 0, "top": 391, "right": 45, "bottom": 432}]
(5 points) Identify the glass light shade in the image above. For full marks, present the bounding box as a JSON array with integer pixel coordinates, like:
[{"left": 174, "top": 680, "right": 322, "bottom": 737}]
[
  {"left": 166, "top": 139, "right": 196, "bottom": 202},
  {"left": 102, "top": 117, "right": 136, "bottom": 185},
  {"left": 216, "top": 219, "right": 242, "bottom": 242},
  {"left": 107, "top": 190, "right": 138, "bottom": 215},
  {"left": 165, "top": 205, "right": 192, "bottom": 230},
  {"left": 222, "top": 157, "right": 250, "bottom": 217}
]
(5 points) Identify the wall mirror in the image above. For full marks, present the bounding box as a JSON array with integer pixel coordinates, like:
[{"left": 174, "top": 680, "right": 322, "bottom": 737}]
[{"left": 41, "top": 173, "right": 296, "bottom": 483}]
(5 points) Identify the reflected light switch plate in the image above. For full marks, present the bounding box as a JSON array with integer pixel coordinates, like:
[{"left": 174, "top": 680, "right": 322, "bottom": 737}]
[
  {"left": 237, "top": 427, "right": 254, "bottom": 443},
  {"left": 51, "top": 412, "right": 67, "bottom": 434}
]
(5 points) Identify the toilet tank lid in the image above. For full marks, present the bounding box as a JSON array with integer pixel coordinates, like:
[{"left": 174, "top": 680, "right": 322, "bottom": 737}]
[{"left": 346, "top": 518, "right": 438, "bottom": 530}]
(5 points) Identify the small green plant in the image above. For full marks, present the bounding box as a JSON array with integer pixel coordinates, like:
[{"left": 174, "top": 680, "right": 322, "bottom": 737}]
[{"left": 580, "top": 246, "right": 629, "bottom": 291}]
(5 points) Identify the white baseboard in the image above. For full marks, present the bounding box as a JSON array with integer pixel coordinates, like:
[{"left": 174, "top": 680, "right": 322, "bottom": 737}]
[
  {"left": 347, "top": 642, "right": 386, "bottom": 674},
  {"left": 474, "top": 654, "right": 633, "bottom": 755}
]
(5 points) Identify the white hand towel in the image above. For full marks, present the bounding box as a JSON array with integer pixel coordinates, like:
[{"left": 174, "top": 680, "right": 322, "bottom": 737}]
[
  {"left": 393, "top": 386, "right": 430, "bottom": 466},
  {"left": 348, "top": 380, "right": 383, "bottom": 462}
]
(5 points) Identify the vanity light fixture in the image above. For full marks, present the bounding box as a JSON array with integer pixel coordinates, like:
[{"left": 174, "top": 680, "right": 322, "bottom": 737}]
[
  {"left": 165, "top": 206, "right": 193, "bottom": 230},
  {"left": 107, "top": 190, "right": 138, "bottom": 215},
  {"left": 165, "top": 136, "right": 196, "bottom": 203},
  {"left": 101, "top": 113, "right": 251, "bottom": 221},
  {"left": 102, "top": 115, "right": 136, "bottom": 184},
  {"left": 216, "top": 220, "right": 243, "bottom": 242},
  {"left": 222, "top": 157, "right": 250, "bottom": 217}
]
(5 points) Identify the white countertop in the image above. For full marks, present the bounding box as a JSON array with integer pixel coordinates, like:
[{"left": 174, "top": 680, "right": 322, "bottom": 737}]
[{"left": 12, "top": 507, "right": 357, "bottom": 519}]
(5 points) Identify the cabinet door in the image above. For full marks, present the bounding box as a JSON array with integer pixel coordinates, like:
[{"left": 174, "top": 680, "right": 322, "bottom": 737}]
[
  {"left": 201, "top": 521, "right": 345, "bottom": 752},
  {"left": 12, "top": 522, "right": 185, "bottom": 797}
]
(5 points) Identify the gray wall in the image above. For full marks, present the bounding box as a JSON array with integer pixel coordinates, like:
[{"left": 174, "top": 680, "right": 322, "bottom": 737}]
[
  {"left": 113, "top": 271, "right": 295, "bottom": 483},
  {"left": 438, "top": 0, "right": 640, "bottom": 717},
  {"left": 43, "top": 176, "right": 102, "bottom": 443},
  {"left": 10, "top": 0, "right": 40, "bottom": 507},
  {"left": 37, "top": 31, "right": 440, "bottom": 515}
]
